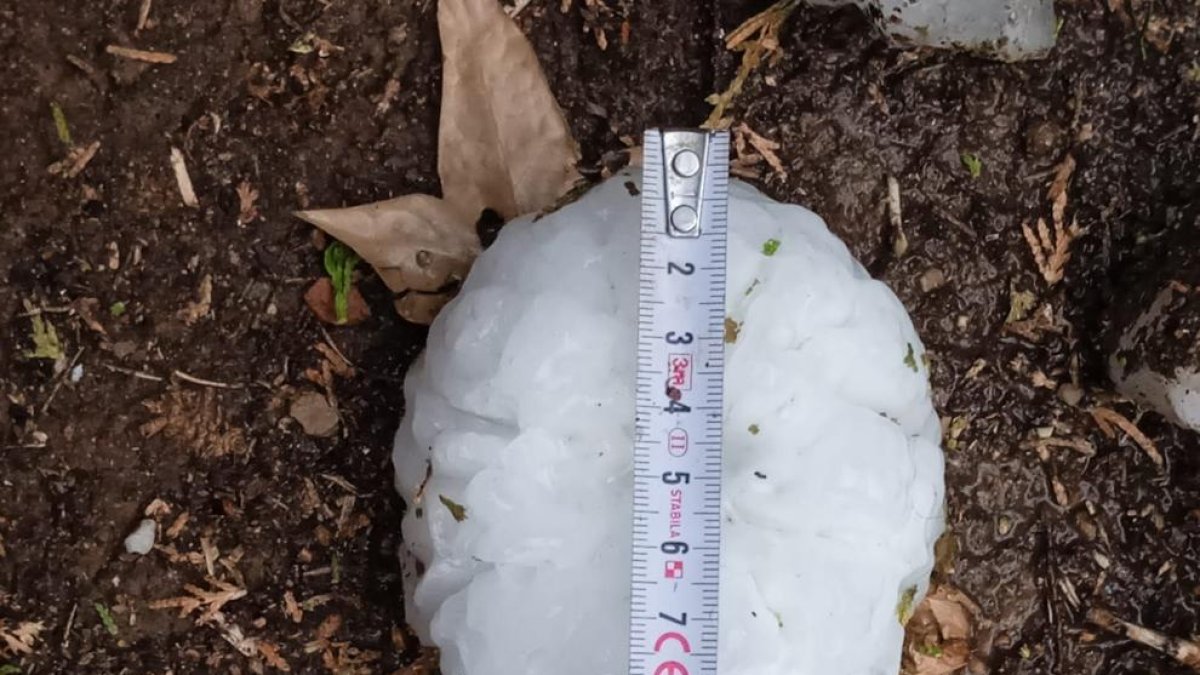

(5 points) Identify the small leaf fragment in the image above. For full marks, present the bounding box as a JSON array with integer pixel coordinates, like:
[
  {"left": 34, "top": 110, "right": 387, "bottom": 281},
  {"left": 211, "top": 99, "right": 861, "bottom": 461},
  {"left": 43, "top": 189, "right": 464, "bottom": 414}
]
[
  {"left": 761, "top": 238, "right": 781, "bottom": 256},
  {"left": 439, "top": 495, "right": 468, "bottom": 522},
  {"left": 50, "top": 102, "right": 72, "bottom": 146},
  {"left": 904, "top": 343, "right": 919, "bottom": 372},
  {"left": 724, "top": 317, "right": 741, "bottom": 344},
  {"left": 960, "top": 152, "right": 983, "bottom": 179},
  {"left": 304, "top": 277, "right": 370, "bottom": 326},
  {"left": 109, "top": 301, "right": 127, "bottom": 317},
  {"left": 25, "top": 315, "right": 64, "bottom": 362},
  {"left": 748, "top": 424, "right": 760, "bottom": 435},
  {"left": 94, "top": 602, "right": 119, "bottom": 636}
]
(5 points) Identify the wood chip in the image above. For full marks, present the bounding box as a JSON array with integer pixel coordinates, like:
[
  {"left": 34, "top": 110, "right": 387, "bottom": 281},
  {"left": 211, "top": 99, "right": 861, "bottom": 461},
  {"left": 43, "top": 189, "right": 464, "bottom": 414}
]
[
  {"left": 1088, "top": 607, "right": 1200, "bottom": 669},
  {"left": 106, "top": 44, "right": 177, "bottom": 64},
  {"left": 170, "top": 147, "right": 199, "bottom": 208}
]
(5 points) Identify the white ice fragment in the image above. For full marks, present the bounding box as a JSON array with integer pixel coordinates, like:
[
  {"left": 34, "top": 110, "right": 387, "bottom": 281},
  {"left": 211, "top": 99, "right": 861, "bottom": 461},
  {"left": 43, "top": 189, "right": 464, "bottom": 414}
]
[
  {"left": 123, "top": 518, "right": 157, "bottom": 555},
  {"left": 394, "top": 171, "right": 945, "bottom": 675},
  {"left": 812, "top": 0, "right": 1057, "bottom": 61}
]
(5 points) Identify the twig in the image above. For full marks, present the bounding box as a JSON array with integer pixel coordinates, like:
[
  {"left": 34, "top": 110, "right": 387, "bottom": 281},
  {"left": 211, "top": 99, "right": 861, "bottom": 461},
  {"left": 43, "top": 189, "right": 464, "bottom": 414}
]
[
  {"left": 62, "top": 602, "right": 77, "bottom": 651},
  {"left": 41, "top": 348, "right": 85, "bottom": 414},
  {"left": 319, "top": 326, "right": 356, "bottom": 368},
  {"left": 1090, "top": 407, "right": 1164, "bottom": 468},
  {"left": 172, "top": 370, "right": 243, "bottom": 389},
  {"left": 888, "top": 175, "right": 907, "bottom": 256},
  {"left": 102, "top": 363, "right": 165, "bottom": 382},
  {"left": 1088, "top": 607, "right": 1200, "bottom": 669},
  {"left": 105, "top": 44, "right": 177, "bottom": 64},
  {"left": 170, "top": 147, "right": 199, "bottom": 208},
  {"left": 137, "top": 0, "right": 153, "bottom": 31},
  {"left": 17, "top": 306, "right": 74, "bottom": 318}
]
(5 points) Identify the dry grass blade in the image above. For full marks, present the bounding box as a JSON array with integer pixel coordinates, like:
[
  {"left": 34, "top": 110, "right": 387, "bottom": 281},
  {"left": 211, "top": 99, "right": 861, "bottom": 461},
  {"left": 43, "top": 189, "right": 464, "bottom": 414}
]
[
  {"left": 1090, "top": 407, "right": 1164, "bottom": 468},
  {"left": 1088, "top": 607, "right": 1200, "bottom": 669},
  {"left": 106, "top": 44, "right": 177, "bottom": 63},
  {"left": 149, "top": 578, "right": 247, "bottom": 622},
  {"left": 47, "top": 141, "right": 102, "bottom": 178}
]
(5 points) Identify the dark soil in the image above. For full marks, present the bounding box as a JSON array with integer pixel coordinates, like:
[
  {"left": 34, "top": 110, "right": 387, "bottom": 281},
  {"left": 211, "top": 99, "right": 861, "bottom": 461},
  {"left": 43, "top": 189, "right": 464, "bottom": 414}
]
[{"left": 1, "top": 1, "right": 1198, "bottom": 674}]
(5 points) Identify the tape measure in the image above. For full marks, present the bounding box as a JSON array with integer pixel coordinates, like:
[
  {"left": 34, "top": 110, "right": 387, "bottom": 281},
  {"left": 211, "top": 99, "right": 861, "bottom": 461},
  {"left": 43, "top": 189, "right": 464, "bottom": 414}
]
[{"left": 629, "top": 129, "right": 730, "bottom": 675}]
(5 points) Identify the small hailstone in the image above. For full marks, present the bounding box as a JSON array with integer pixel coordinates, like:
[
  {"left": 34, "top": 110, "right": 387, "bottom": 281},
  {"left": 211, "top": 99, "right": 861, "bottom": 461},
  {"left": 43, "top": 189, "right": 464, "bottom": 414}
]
[
  {"left": 69, "top": 364, "right": 84, "bottom": 383},
  {"left": 123, "top": 518, "right": 157, "bottom": 555},
  {"left": 394, "top": 170, "right": 945, "bottom": 675}
]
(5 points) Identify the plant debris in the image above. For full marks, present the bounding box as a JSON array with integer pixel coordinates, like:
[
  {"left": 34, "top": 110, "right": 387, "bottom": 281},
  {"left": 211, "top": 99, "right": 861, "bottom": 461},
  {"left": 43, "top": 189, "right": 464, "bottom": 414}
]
[
  {"left": 149, "top": 578, "right": 247, "bottom": 622},
  {"left": 1090, "top": 406, "right": 1164, "bottom": 468},
  {"left": 93, "top": 603, "right": 119, "bottom": 636},
  {"left": 304, "top": 277, "right": 370, "bottom": 326},
  {"left": 106, "top": 44, "right": 177, "bottom": 63},
  {"left": 0, "top": 621, "right": 43, "bottom": 657},
  {"left": 23, "top": 312, "right": 64, "bottom": 364},
  {"left": 324, "top": 242, "right": 359, "bottom": 325},
  {"left": 439, "top": 495, "right": 468, "bottom": 522},
  {"left": 170, "top": 146, "right": 200, "bottom": 208},
  {"left": 140, "top": 388, "right": 247, "bottom": 457},
  {"left": 1024, "top": 154, "right": 1083, "bottom": 285},
  {"left": 296, "top": 0, "right": 581, "bottom": 325},
  {"left": 902, "top": 585, "right": 982, "bottom": 675},
  {"left": 960, "top": 152, "right": 983, "bottom": 178},
  {"left": 705, "top": 0, "right": 797, "bottom": 128},
  {"left": 1088, "top": 607, "right": 1200, "bottom": 669},
  {"left": 236, "top": 180, "right": 260, "bottom": 224},
  {"left": 177, "top": 274, "right": 213, "bottom": 325},
  {"left": 732, "top": 123, "right": 787, "bottom": 179}
]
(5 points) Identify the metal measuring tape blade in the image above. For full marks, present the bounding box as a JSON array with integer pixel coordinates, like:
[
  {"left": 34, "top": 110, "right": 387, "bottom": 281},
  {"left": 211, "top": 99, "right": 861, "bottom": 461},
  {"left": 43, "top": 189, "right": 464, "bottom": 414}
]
[{"left": 629, "top": 129, "right": 730, "bottom": 675}]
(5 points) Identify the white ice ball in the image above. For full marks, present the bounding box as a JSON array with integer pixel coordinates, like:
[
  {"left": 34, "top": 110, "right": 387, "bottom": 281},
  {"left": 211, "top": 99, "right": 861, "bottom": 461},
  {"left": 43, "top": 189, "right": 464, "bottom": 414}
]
[{"left": 393, "top": 169, "right": 945, "bottom": 675}]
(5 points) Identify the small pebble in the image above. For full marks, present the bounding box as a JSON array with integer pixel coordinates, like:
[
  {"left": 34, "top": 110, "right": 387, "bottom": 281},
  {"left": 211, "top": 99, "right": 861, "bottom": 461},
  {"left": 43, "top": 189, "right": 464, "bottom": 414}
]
[
  {"left": 70, "top": 364, "right": 84, "bottom": 383},
  {"left": 123, "top": 518, "right": 157, "bottom": 555},
  {"left": 1058, "top": 383, "right": 1084, "bottom": 407},
  {"left": 919, "top": 268, "right": 946, "bottom": 293},
  {"left": 290, "top": 391, "right": 340, "bottom": 437}
]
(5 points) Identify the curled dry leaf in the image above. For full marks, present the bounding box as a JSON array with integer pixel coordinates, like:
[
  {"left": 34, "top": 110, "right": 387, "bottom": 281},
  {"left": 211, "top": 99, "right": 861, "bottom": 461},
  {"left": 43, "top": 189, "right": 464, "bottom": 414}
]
[
  {"left": 902, "top": 585, "right": 981, "bottom": 675},
  {"left": 295, "top": 0, "right": 581, "bottom": 325},
  {"left": 395, "top": 291, "right": 455, "bottom": 325}
]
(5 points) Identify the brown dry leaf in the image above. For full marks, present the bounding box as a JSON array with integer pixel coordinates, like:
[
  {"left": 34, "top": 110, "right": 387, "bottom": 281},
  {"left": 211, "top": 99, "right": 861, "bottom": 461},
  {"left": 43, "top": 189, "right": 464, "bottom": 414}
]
[
  {"left": 237, "top": 180, "right": 261, "bottom": 224},
  {"left": 902, "top": 585, "right": 979, "bottom": 675},
  {"left": 304, "top": 277, "right": 371, "bottom": 326},
  {"left": 394, "top": 648, "right": 441, "bottom": 675},
  {"left": 1090, "top": 407, "right": 1165, "bottom": 468},
  {"left": 315, "top": 342, "right": 355, "bottom": 378},
  {"left": 178, "top": 274, "right": 213, "bottom": 325},
  {"left": 438, "top": 0, "right": 581, "bottom": 219},
  {"left": 296, "top": 0, "right": 580, "bottom": 325},
  {"left": 258, "top": 640, "right": 292, "bottom": 672},
  {"left": 73, "top": 297, "right": 109, "bottom": 336},
  {"left": 149, "top": 578, "right": 247, "bottom": 622},
  {"left": 0, "top": 620, "right": 44, "bottom": 657},
  {"left": 141, "top": 388, "right": 247, "bottom": 457}
]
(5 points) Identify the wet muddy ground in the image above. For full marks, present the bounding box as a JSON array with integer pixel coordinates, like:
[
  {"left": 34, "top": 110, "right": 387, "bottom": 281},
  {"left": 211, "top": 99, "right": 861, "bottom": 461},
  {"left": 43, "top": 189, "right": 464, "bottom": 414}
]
[{"left": 1, "top": 0, "right": 1199, "bottom": 673}]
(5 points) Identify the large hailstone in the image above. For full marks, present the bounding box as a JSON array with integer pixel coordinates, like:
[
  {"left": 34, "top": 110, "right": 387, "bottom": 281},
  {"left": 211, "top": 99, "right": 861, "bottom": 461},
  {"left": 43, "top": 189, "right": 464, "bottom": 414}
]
[{"left": 393, "top": 169, "right": 945, "bottom": 675}]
